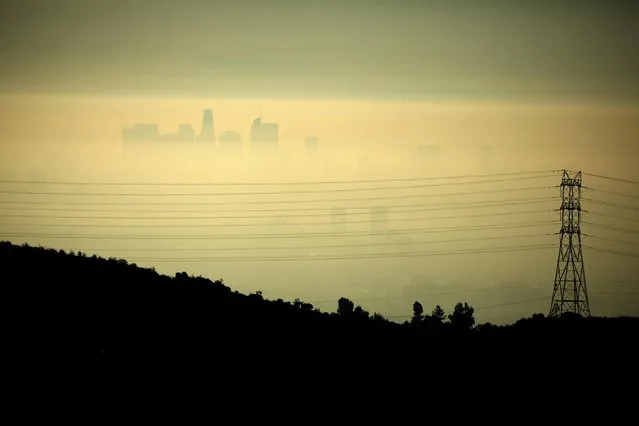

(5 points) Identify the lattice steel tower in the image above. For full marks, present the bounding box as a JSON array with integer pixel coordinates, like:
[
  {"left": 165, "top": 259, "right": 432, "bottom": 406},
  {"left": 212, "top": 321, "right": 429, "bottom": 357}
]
[{"left": 550, "top": 170, "right": 590, "bottom": 317}]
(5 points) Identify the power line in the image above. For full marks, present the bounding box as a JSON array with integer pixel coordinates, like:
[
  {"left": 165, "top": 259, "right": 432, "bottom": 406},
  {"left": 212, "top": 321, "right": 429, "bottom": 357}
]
[
  {"left": 0, "top": 174, "right": 557, "bottom": 197},
  {"left": 582, "top": 172, "right": 639, "bottom": 186},
  {"left": 583, "top": 234, "right": 639, "bottom": 248},
  {"left": 583, "top": 198, "right": 639, "bottom": 212},
  {"left": 384, "top": 293, "right": 639, "bottom": 319},
  {"left": 123, "top": 244, "right": 556, "bottom": 263},
  {"left": 587, "top": 187, "right": 639, "bottom": 201},
  {"left": 0, "top": 208, "right": 554, "bottom": 225},
  {"left": 584, "top": 245, "right": 639, "bottom": 259},
  {"left": 583, "top": 222, "right": 639, "bottom": 235},
  {"left": 386, "top": 296, "right": 553, "bottom": 319},
  {"left": 473, "top": 297, "right": 553, "bottom": 312},
  {"left": 0, "top": 185, "right": 554, "bottom": 206},
  {"left": 586, "top": 210, "right": 639, "bottom": 223},
  {"left": 0, "top": 169, "right": 558, "bottom": 187},
  {"left": 309, "top": 288, "right": 639, "bottom": 306},
  {"left": 305, "top": 282, "right": 550, "bottom": 303},
  {"left": 374, "top": 291, "right": 639, "bottom": 321},
  {"left": 60, "top": 233, "right": 554, "bottom": 253},
  {"left": 0, "top": 196, "right": 556, "bottom": 214},
  {"left": 0, "top": 220, "right": 559, "bottom": 240},
  {"left": 308, "top": 285, "right": 639, "bottom": 308}
]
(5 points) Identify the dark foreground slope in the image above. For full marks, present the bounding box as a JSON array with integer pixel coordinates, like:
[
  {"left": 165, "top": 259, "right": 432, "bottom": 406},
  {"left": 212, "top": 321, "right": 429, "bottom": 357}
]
[{"left": 4, "top": 241, "right": 639, "bottom": 377}]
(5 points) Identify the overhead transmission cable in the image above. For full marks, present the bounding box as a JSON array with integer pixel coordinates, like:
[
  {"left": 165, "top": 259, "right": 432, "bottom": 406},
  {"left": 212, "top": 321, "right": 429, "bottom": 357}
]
[
  {"left": 583, "top": 222, "right": 639, "bottom": 234},
  {"left": 583, "top": 234, "right": 639, "bottom": 248},
  {"left": 583, "top": 198, "right": 639, "bottom": 212},
  {"left": 386, "top": 296, "right": 553, "bottom": 319},
  {"left": 585, "top": 187, "right": 639, "bottom": 201},
  {"left": 0, "top": 220, "right": 559, "bottom": 240},
  {"left": 0, "top": 196, "right": 556, "bottom": 214},
  {"left": 0, "top": 208, "right": 555, "bottom": 225},
  {"left": 124, "top": 243, "right": 556, "bottom": 263},
  {"left": 581, "top": 172, "right": 639, "bottom": 186},
  {"left": 584, "top": 245, "right": 639, "bottom": 259},
  {"left": 0, "top": 169, "right": 558, "bottom": 187},
  {"left": 0, "top": 185, "right": 555, "bottom": 206},
  {"left": 60, "top": 232, "right": 555, "bottom": 253},
  {"left": 0, "top": 174, "right": 558, "bottom": 197},
  {"left": 585, "top": 210, "right": 639, "bottom": 223}
]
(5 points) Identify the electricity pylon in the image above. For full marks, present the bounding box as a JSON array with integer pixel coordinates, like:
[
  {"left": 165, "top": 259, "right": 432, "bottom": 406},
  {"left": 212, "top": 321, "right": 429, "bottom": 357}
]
[{"left": 549, "top": 170, "right": 591, "bottom": 317}]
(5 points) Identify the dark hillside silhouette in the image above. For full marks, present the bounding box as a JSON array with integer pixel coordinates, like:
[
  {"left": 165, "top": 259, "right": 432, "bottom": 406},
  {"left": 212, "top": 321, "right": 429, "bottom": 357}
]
[{"left": 4, "top": 241, "right": 638, "bottom": 378}]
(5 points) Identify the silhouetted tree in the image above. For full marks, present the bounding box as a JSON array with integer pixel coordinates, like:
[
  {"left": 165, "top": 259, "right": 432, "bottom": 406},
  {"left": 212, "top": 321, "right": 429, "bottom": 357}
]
[
  {"left": 294, "top": 298, "right": 314, "bottom": 311},
  {"left": 371, "top": 313, "right": 387, "bottom": 323},
  {"left": 412, "top": 301, "right": 424, "bottom": 325},
  {"left": 337, "top": 297, "right": 354, "bottom": 316},
  {"left": 354, "top": 305, "right": 369, "bottom": 319},
  {"left": 432, "top": 305, "right": 445, "bottom": 324},
  {"left": 449, "top": 302, "right": 475, "bottom": 331}
]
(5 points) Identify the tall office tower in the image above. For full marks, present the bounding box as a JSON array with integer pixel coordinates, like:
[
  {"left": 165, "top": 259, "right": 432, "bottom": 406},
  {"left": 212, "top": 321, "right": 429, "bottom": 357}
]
[
  {"left": 250, "top": 116, "right": 279, "bottom": 153},
  {"left": 200, "top": 109, "right": 215, "bottom": 142},
  {"left": 178, "top": 124, "right": 195, "bottom": 142},
  {"left": 251, "top": 118, "right": 279, "bottom": 143}
]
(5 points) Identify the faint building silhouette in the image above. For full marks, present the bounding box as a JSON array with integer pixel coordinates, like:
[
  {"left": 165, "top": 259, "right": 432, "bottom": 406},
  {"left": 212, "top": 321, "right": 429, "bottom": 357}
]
[
  {"left": 220, "top": 131, "right": 242, "bottom": 143},
  {"left": 160, "top": 124, "right": 195, "bottom": 142},
  {"left": 250, "top": 116, "right": 278, "bottom": 152},
  {"left": 199, "top": 109, "right": 215, "bottom": 142},
  {"left": 122, "top": 123, "right": 160, "bottom": 142},
  {"left": 219, "top": 131, "right": 242, "bottom": 154},
  {"left": 178, "top": 124, "right": 195, "bottom": 142}
]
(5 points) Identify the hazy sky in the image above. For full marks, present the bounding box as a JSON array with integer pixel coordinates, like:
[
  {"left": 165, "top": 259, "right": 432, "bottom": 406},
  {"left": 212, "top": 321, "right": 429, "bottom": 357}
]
[{"left": 1, "top": 0, "right": 638, "bottom": 100}]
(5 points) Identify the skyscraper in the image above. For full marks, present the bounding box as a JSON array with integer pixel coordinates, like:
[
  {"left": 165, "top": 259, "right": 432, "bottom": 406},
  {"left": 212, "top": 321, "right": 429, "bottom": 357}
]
[
  {"left": 178, "top": 124, "right": 195, "bottom": 142},
  {"left": 200, "top": 109, "right": 215, "bottom": 142},
  {"left": 251, "top": 118, "right": 279, "bottom": 143}
]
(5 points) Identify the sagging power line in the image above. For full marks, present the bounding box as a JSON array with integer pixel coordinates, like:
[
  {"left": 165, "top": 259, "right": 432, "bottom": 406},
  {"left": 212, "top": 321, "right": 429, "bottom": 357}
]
[
  {"left": 0, "top": 169, "right": 559, "bottom": 186},
  {"left": 0, "top": 174, "right": 558, "bottom": 197}
]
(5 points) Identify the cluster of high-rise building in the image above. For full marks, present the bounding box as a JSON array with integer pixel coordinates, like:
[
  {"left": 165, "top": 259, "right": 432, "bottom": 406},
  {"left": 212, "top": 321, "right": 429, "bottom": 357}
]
[
  {"left": 121, "top": 108, "right": 318, "bottom": 155},
  {"left": 122, "top": 122, "right": 196, "bottom": 143}
]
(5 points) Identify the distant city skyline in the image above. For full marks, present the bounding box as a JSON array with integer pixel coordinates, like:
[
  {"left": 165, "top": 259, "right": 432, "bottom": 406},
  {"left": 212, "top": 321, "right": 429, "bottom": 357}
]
[
  {"left": 121, "top": 107, "right": 329, "bottom": 157},
  {"left": 122, "top": 107, "right": 286, "bottom": 144}
]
